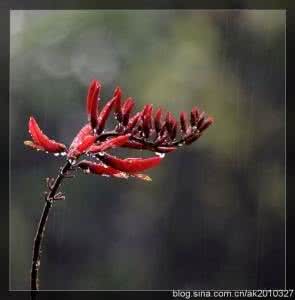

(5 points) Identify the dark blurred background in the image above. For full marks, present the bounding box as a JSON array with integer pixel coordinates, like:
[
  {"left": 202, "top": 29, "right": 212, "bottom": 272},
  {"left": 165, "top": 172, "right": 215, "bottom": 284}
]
[{"left": 10, "top": 10, "right": 285, "bottom": 290}]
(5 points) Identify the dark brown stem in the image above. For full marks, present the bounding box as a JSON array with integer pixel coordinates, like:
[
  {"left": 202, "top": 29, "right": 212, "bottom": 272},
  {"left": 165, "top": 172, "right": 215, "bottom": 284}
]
[{"left": 30, "top": 160, "right": 72, "bottom": 298}]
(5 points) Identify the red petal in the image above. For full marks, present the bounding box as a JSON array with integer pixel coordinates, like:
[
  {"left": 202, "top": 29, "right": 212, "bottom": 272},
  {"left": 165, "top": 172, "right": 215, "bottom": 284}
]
[
  {"left": 68, "top": 123, "right": 93, "bottom": 158},
  {"left": 97, "top": 96, "right": 117, "bottom": 134},
  {"left": 86, "top": 80, "right": 101, "bottom": 116},
  {"left": 165, "top": 112, "right": 177, "bottom": 137},
  {"left": 170, "top": 121, "right": 178, "bottom": 140},
  {"left": 28, "top": 117, "right": 66, "bottom": 153},
  {"left": 142, "top": 105, "right": 153, "bottom": 138},
  {"left": 113, "top": 87, "right": 122, "bottom": 122},
  {"left": 121, "top": 97, "right": 135, "bottom": 125},
  {"left": 154, "top": 108, "right": 162, "bottom": 133},
  {"left": 196, "top": 112, "right": 206, "bottom": 129},
  {"left": 88, "top": 81, "right": 101, "bottom": 129},
  {"left": 88, "top": 134, "right": 130, "bottom": 153},
  {"left": 198, "top": 116, "right": 214, "bottom": 132},
  {"left": 126, "top": 112, "right": 142, "bottom": 131},
  {"left": 97, "top": 153, "right": 163, "bottom": 173},
  {"left": 142, "top": 104, "right": 153, "bottom": 118},
  {"left": 180, "top": 111, "right": 188, "bottom": 133},
  {"left": 190, "top": 107, "right": 199, "bottom": 126},
  {"left": 76, "top": 135, "right": 96, "bottom": 153}
]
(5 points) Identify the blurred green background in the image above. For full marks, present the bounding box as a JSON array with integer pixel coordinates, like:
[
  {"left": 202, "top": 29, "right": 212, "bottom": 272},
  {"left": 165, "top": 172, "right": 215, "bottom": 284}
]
[{"left": 10, "top": 10, "right": 285, "bottom": 290}]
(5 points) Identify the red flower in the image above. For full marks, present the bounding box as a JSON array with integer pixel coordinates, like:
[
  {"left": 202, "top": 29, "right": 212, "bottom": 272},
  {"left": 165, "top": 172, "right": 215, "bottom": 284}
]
[{"left": 25, "top": 80, "right": 214, "bottom": 181}]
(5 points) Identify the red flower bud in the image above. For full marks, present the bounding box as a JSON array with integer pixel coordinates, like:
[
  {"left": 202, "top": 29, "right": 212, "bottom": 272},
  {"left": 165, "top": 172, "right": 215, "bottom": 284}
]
[
  {"left": 165, "top": 112, "right": 177, "bottom": 137},
  {"left": 142, "top": 114, "right": 152, "bottom": 138},
  {"left": 96, "top": 96, "right": 117, "bottom": 134},
  {"left": 78, "top": 160, "right": 152, "bottom": 181},
  {"left": 86, "top": 80, "right": 101, "bottom": 129},
  {"left": 139, "top": 104, "right": 153, "bottom": 138},
  {"left": 97, "top": 153, "right": 163, "bottom": 173},
  {"left": 121, "top": 97, "right": 135, "bottom": 126},
  {"left": 86, "top": 80, "right": 100, "bottom": 114},
  {"left": 180, "top": 111, "right": 188, "bottom": 133},
  {"left": 76, "top": 135, "right": 96, "bottom": 153},
  {"left": 26, "top": 116, "right": 67, "bottom": 153},
  {"left": 113, "top": 87, "right": 123, "bottom": 122},
  {"left": 78, "top": 160, "right": 128, "bottom": 179},
  {"left": 198, "top": 116, "right": 214, "bottom": 132},
  {"left": 196, "top": 112, "right": 206, "bottom": 129},
  {"left": 190, "top": 106, "right": 200, "bottom": 127},
  {"left": 126, "top": 112, "right": 142, "bottom": 132},
  {"left": 88, "top": 134, "right": 130, "bottom": 153},
  {"left": 185, "top": 132, "right": 201, "bottom": 145},
  {"left": 142, "top": 104, "right": 153, "bottom": 117},
  {"left": 154, "top": 108, "right": 163, "bottom": 133},
  {"left": 68, "top": 123, "right": 92, "bottom": 158},
  {"left": 170, "top": 121, "right": 178, "bottom": 140}
]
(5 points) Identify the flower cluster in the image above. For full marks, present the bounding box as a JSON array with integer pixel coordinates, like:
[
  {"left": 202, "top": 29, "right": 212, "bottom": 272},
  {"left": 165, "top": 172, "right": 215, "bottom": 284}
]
[{"left": 25, "top": 80, "right": 214, "bottom": 181}]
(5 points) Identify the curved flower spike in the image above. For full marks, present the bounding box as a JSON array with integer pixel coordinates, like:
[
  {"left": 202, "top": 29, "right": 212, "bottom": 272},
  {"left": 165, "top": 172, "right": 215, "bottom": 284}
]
[
  {"left": 25, "top": 79, "right": 214, "bottom": 182},
  {"left": 97, "top": 153, "right": 163, "bottom": 173},
  {"left": 25, "top": 117, "right": 67, "bottom": 153}
]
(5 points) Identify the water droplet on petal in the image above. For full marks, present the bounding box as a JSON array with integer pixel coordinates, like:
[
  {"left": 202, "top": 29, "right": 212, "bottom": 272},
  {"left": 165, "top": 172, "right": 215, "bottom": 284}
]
[
  {"left": 69, "top": 158, "right": 76, "bottom": 165},
  {"left": 98, "top": 151, "right": 105, "bottom": 156},
  {"left": 155, "top": 152, "right": 165, "bottom": 158}
]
